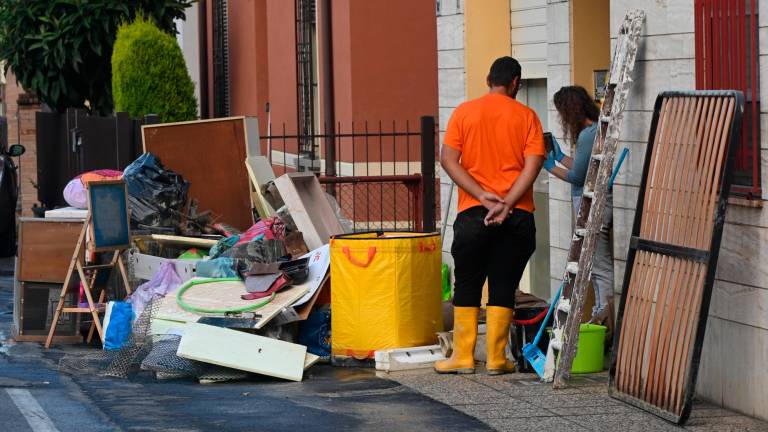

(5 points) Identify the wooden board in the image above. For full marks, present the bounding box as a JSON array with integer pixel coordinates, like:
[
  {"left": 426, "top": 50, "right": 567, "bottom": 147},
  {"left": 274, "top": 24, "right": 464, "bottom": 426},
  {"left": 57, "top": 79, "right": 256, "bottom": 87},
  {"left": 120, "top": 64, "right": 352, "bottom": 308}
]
[
  {"left": 147, "top": 235, "right": 219, "bottom": 249},
  {"left": 155, "top": 279, "right": 308, "bottom": 329},
  {"left": 177, "top": 323, "right": 307, "bottom": 381},
  {"left": 245, "top": 156, "right": 276, "bottom": 219},
  {"left": 274, "top": 173, "right": 343, "bottom": 250},
  {"left": 609, "top": 91, "right": 743, "bottom": 424},
  {"left": 44, "top": 207, "right": 88, "bottom": 219},
  {"left": 142, "top": 117, "right": 256, "bottom": 231},
  {"left": 18, "top": 218, "right": 83, "bottom": 283},
  {"left": 304, "top": 353, "right": 320, "bottom": 370}
]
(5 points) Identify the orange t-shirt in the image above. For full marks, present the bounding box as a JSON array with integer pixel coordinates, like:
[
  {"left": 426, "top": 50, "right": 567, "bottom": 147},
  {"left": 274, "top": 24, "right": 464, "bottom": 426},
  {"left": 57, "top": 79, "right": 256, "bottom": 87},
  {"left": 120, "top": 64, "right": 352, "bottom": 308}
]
[{"left": 443, "top": 93, "right": 545, "bottom": 214}]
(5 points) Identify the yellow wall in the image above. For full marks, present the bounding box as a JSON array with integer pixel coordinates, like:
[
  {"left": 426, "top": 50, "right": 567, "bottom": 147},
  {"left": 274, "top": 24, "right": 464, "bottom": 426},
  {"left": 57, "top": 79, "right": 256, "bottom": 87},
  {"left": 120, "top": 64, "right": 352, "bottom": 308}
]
[
  {"left": 571, "top": 0, "right": 611, "bottom": 95},
  {"left": 464, "top": 0, "right": 511, "bottom": 99}
]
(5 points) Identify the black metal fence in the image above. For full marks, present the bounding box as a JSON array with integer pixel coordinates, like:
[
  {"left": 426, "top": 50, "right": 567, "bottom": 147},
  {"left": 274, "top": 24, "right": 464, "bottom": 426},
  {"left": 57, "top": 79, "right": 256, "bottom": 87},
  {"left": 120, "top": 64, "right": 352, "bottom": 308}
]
[{"left": 260, "top": 115, "right": 437, "bottom": 232}]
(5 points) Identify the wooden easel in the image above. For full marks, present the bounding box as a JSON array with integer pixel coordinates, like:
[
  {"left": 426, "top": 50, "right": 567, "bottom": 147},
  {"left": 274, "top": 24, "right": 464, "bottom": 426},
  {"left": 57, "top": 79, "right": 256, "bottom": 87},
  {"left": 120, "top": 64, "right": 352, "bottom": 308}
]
[
  {"left": 45, "top": 179, "right": 133, "bottom": 349},
  {"left": 44, "top": 216, "right": 132, "bottom": 348}
]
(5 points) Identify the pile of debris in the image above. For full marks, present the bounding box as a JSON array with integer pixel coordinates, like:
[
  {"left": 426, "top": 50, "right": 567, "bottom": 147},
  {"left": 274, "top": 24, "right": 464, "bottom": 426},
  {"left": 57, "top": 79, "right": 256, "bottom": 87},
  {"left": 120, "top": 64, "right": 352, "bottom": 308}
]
[{"left": 52, "top": 117, "right": 444, "bottom": 384}]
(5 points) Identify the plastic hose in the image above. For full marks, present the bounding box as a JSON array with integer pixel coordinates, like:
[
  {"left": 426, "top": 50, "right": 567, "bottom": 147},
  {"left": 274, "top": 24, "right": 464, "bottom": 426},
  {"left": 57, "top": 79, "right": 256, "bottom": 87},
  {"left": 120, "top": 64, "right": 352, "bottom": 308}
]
[{"left": 175, "top": 277, "right": 275, "bottom": 314}]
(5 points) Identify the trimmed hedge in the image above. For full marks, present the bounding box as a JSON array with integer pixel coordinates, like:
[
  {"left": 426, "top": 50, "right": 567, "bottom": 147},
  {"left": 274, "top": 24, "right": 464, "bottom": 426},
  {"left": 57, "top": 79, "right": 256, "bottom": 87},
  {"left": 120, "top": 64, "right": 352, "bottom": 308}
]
[{"left": 112, "top": 16, "right": 197, "bottom": 122}]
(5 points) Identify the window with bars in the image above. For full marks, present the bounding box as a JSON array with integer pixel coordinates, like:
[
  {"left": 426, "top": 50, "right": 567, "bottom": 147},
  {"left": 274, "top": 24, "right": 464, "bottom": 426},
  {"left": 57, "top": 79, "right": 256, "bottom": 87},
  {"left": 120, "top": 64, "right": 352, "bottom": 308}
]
[{"left": 694, "top": 0, "right": 761, "bottom": 198}]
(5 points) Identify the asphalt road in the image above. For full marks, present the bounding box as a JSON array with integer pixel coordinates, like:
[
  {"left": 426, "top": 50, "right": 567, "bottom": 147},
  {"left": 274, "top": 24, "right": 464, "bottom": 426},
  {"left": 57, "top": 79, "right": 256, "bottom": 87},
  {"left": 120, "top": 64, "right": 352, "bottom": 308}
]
[{"left": 0, "top": 269, "right": 491, "bottom": 432}]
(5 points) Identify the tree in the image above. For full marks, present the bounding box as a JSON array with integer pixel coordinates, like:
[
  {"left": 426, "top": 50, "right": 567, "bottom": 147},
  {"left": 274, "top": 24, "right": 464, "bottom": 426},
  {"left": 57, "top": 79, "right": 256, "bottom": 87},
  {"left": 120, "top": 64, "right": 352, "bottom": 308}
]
[
  {"left": 0, "top": 0, "right": 193, "bottom": 115},
  {"left": 112, "top": 16, "right": 197, "bottom": 122}
]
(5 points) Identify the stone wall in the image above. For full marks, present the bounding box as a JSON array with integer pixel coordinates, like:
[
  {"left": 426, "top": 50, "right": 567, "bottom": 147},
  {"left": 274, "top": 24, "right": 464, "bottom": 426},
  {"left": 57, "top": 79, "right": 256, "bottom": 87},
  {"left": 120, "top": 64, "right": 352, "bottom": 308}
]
[
  {"left": 546, "top": 0, "right": 573, "bottom": 297},
  {"left": 437, "top": 0, "right": 465, "bottom": 268}
]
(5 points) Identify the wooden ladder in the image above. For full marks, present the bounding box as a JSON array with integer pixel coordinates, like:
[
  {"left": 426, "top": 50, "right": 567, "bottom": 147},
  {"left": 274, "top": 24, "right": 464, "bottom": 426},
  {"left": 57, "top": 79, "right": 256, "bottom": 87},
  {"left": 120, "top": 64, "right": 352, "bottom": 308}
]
[{"left": 546, "top": 10, "right": 646, "bottom": 388}]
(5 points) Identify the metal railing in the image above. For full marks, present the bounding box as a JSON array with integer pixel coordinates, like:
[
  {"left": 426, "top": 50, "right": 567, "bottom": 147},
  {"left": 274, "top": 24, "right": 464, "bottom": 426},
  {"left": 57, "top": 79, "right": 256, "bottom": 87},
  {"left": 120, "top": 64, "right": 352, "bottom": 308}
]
[{"left": 260, "top": 116, "right": 437, "bottom": 232}]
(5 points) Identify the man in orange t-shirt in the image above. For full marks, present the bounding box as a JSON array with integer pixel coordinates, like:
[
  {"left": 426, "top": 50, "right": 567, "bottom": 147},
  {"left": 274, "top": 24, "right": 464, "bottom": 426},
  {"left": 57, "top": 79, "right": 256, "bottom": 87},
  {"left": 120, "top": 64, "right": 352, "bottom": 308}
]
[{"left": 435, "top": 57, "right": 545, "bottom": 375}]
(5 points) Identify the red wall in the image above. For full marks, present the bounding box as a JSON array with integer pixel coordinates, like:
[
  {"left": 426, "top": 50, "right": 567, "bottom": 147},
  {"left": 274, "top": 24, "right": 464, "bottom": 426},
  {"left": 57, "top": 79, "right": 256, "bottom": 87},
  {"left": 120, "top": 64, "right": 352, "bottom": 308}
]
[{"left": 212, "top": 0, "right": 438, "bottom": 164}]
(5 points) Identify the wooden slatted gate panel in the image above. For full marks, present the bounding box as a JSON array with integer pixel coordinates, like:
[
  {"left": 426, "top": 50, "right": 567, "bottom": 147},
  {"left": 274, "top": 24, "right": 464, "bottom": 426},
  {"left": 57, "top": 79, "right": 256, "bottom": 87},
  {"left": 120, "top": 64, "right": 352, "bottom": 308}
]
[{"left": 608, "top": 91, "right": 744, "bottom": 424}]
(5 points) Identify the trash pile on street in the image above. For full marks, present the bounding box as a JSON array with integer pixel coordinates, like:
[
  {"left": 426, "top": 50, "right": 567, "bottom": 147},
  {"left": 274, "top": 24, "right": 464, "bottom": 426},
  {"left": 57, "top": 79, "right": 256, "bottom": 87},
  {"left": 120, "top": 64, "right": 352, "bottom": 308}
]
[{"left": 33, "top": 117, "right": 446, "bottom": 384}]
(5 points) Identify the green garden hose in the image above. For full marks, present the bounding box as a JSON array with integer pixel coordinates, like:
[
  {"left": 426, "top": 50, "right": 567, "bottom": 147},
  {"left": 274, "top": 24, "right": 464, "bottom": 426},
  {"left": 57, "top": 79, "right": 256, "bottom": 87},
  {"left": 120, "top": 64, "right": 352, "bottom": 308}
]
[{"left": 175, "top": 277, "right": 275, "bottom": 314}]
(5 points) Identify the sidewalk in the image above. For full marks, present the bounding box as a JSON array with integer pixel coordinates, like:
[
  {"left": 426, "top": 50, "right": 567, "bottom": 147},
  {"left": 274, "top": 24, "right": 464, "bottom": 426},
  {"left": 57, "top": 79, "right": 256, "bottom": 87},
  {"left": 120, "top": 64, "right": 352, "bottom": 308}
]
[{"left": 386, "top": 368, "right": 768, "bottom": 432}]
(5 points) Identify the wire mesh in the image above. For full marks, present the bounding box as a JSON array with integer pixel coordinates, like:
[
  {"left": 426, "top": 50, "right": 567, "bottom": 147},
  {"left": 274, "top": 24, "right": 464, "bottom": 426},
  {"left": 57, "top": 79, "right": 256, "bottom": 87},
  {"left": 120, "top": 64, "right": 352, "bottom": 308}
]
[{"left": 58, "top": 296, "right": 160, "bottom": 378}]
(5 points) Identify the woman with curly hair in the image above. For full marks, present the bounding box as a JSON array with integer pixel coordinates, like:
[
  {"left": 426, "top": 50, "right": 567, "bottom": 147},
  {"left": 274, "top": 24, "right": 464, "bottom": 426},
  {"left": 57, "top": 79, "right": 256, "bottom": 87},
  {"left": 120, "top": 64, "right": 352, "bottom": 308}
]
[{"left": 545, "top": 85, "right": 614, "bottom": 322}]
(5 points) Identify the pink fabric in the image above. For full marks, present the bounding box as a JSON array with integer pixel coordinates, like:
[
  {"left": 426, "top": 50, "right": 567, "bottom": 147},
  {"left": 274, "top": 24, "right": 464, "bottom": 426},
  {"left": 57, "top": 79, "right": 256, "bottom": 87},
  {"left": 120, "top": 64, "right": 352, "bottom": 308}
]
[{"left": 234, "top": 217, "right": 286, "bottom": 246}]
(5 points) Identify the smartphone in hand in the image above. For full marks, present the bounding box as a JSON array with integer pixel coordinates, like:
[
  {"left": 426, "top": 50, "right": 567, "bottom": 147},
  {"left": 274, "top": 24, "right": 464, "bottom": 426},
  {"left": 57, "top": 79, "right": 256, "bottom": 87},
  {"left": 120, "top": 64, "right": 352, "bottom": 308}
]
[{"left": 543, "top": 132, "right": 554, "bottom": 154}]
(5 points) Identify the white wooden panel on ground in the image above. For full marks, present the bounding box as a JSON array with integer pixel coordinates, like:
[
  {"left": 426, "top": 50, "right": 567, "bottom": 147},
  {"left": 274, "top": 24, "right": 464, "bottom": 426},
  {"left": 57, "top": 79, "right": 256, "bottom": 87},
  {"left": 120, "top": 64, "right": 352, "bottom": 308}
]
[{"left": 177, "top": 323, "right": 307, "bottom": 381}]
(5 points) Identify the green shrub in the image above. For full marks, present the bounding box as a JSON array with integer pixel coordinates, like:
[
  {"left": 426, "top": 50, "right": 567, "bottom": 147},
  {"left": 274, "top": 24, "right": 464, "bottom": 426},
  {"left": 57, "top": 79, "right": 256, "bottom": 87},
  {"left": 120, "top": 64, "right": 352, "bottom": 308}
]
[
  {"left": 0, "top": 0, "right": 193, "bottom": 115},
  {"left": 112, "top": 17, "right": 197, "bottom": 122}
]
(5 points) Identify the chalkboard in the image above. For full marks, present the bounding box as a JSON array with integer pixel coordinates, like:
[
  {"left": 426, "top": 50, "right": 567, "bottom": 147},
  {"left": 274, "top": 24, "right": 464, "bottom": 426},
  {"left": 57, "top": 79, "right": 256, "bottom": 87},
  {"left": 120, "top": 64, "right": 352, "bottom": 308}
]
[{"left": 87, "top": 180, "right": 131, "bottom": 251}]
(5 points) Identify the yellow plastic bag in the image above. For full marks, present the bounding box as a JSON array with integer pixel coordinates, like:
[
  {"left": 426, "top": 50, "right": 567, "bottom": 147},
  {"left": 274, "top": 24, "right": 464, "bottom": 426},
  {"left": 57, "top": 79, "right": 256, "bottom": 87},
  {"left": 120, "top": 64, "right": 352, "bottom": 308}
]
[{"left": 330, "top": 232, "right": 444, "bottom": 359}]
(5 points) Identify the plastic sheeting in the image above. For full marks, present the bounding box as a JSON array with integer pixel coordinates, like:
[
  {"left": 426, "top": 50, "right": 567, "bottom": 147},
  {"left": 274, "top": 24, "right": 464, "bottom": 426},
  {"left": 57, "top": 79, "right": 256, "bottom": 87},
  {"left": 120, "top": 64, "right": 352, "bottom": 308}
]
[
  {"left": 330, "top": 232, "right": 443, "bottom": 358},
  {"left": 103, "top": 301, "right": 134, "bottom": 351},
  {"left": 123, "top": 153, "right": 189, "bottom": 230},
  {"left": 128, "top": 261, "right": 183, "bottom": 317},
  {"left": 195, "top": 258, "right": 238, "bottom": 278}
]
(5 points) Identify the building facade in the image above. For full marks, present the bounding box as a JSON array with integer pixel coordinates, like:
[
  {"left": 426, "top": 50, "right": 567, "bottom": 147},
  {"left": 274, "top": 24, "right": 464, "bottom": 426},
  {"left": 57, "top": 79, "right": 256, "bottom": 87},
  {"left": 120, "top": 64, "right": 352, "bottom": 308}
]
[
  {"left": 438, "top": 0, "right": 767, "bottom": 421},
  {"left": 186, "top": 0, "right": 439, "bottom": 177}
]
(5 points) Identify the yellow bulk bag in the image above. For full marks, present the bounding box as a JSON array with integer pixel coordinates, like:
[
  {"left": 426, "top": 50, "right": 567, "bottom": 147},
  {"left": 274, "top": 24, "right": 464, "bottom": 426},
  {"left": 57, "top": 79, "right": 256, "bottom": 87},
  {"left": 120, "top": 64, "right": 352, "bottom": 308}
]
[{"left": 331, "top": 232, "right": 444, "bottom": 359}]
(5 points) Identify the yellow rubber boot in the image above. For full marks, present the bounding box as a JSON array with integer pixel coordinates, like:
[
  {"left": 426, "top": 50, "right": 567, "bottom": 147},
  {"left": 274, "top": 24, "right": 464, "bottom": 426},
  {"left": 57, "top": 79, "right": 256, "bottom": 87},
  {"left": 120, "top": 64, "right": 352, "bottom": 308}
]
[
  {"left": 435, "top": 307, "right": 478, "bottom": 374},
  {"left": 486, "top": 306, "right": 516, "bottom": 375}
]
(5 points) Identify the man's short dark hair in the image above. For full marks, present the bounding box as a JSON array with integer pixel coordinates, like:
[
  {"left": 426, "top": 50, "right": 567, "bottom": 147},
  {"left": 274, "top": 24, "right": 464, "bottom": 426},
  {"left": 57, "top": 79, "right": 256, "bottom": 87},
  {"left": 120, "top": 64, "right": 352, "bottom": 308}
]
[{"left": 487, "top": 57, "right": 522, "bottom": 87}]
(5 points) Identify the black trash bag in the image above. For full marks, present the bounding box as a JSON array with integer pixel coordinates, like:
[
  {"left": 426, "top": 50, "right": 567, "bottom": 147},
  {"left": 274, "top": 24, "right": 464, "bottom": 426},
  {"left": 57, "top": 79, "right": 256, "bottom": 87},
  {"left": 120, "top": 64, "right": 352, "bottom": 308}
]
[{"left": 123, "top": 153, "right": 189, "bottom": 230}]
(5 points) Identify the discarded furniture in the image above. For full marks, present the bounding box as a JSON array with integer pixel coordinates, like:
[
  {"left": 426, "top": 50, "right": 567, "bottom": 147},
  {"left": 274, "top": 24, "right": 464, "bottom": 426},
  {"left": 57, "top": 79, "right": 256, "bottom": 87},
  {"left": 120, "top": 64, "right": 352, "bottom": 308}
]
[
  {"left": 177, "top": 323, "right": 308, "bottom": 381},
  {"left": 13, "top": 218, "right": 84, "bottom": 343},
  {"left": 142, "top": 116, "right": 258, "bottom": 231},
  {"left": 246, "top": 155, "right": 277, "bottom": 219},
  {"left": 45, "top": 180, "right": 134, "bottom": 348},
  {"left": 330, "top": 232, "right": 443, "bottom": 363},
  {"left": 549, "top": 9, "right": 645, "bottom": 387},
  {"left": 609, "top": 91, "right": 744, "bottom": 424},
  {"left": 275, "top": 172, "right": 344, "bottom": 250}
]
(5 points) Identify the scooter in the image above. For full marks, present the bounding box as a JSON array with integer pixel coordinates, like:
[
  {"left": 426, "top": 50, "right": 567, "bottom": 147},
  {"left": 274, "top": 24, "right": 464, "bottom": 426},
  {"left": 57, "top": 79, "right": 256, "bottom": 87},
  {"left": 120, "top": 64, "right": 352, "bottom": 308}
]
[{"left": 0, "top": 142, "right": 25, "bottom": 257}]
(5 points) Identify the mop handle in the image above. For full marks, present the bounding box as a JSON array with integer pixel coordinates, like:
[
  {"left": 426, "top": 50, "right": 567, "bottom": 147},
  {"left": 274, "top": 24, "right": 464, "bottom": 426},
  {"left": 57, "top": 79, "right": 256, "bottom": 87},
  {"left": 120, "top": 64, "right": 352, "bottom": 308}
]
[
  {"left": 608, "top": 147, "right": 630, "bottom": 191},
  {"left": 531, "top": 282, "right": 564, "bottom": 347}
]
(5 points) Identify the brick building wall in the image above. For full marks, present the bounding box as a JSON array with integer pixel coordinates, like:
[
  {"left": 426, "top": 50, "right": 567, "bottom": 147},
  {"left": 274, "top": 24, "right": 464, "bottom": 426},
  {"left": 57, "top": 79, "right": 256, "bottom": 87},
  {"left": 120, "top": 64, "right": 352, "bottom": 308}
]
[{"left": 4, "top": 71, "right": 40, "bottom": 217}]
